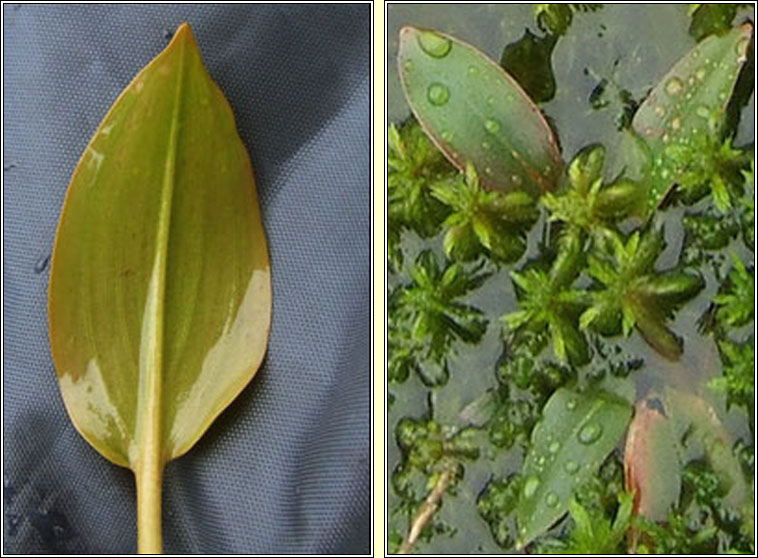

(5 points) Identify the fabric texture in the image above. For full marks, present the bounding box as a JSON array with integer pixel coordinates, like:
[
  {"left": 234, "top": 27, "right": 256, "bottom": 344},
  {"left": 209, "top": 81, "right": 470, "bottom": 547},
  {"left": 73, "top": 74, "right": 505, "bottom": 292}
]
[{"left": 3, "top": 4, "right": 370, "bottom": 554}]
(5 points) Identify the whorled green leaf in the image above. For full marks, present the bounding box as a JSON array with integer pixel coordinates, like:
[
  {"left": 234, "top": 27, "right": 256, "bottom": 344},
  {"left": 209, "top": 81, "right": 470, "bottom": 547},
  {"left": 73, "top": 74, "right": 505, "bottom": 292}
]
[
  {"left": 48, "top": 23, "right": 271, "bottom": 552},
  {"left": 543, "top": 144, "right": 644, "bottom": 234},
  {"left": 580, "top": 228, "right": 705, "bottom": 360},
  {"left": 629, "top": 22, "right": 753, "bottom": 217},
  {"left": 536, "top": 491, "right": 633, "bottom": 554},
  {"left": 432, "top": 163, "right": 538, "bottom": 264},
  {"left": 623, "top": 394, "right": 681, "bottom": 522},
  {"left": 397, "top": 26, "right": 563, "bottom": 196},
  {"left": 515, "top": 387, "right": 633, "bottom": 548}
]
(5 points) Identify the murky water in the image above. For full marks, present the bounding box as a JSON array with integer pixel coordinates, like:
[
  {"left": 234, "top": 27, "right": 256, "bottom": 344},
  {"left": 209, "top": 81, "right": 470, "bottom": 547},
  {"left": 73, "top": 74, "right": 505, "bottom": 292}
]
[{"left": 387, "top": 4, "right": 754, "bottom": 554}]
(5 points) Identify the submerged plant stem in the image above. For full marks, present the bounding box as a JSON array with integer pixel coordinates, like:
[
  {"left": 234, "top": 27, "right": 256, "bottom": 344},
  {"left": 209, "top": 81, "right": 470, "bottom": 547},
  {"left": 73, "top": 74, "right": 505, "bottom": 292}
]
[
  {"left": 136, "top": 461, "right": 163, "bottom": 553},
  {"left": 399, "top": 468, "right": 454, "bottom": 554}
]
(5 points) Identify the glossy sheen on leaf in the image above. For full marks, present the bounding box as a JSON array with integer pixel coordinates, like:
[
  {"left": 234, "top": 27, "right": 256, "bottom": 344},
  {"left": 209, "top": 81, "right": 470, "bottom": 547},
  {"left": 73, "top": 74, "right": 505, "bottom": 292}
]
[
  {"left": 631, "top": 23, "right": 752, "bottom": 217},
  {"left": 397, "top": 27, "right": 563, "bottom": 196},
  {"left": 515, "top": 387, "right": 632, "bottom": 548},
  {"left": 48, "top": 24, "right": 271, "bottom": 469},
  {"left": 623, "top": 395, "right": 681, "bottom": 522}
]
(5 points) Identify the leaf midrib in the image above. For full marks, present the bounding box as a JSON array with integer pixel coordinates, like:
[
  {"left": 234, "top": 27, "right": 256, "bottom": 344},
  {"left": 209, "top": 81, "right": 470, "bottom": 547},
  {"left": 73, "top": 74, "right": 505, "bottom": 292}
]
[{"left": 131, "top": 34, "right": 187, "bottom": 471}]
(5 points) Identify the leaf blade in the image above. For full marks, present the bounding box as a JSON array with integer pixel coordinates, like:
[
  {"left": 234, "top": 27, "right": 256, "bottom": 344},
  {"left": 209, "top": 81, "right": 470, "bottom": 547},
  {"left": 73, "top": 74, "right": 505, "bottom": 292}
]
[
  {"left": 48, "top": 23, "right": 272, "bottom": 471},
  {"left": 623, "top": 395, "right": 681, "bottom": 522},
  {"left": 629, "top": 23, "right": 753, "bottom": 216},
  {"left": 515, "top": 387, "right": 633, "bottom": 548},
  {"left": 397, "top": 26, "right": 563, "bottom": 195}
]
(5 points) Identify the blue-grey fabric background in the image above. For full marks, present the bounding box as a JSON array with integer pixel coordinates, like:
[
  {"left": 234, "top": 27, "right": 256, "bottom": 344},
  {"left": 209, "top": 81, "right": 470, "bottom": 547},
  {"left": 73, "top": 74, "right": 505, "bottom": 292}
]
[{"left": 3, "top": 3, "right": 370, "bottom": 554}]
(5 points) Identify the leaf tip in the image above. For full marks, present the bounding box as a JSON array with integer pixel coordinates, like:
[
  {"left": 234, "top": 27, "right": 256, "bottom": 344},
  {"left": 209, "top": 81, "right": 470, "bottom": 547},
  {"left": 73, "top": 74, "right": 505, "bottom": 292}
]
[
  {"left": 172, "top": 22, "right": 196, "bottom": 45},
  {"left": 738, "top": 20, "right": 754, "bottom": 36},
  {"left": 398, "top": 25, "right": 419, "bottom": 48}
]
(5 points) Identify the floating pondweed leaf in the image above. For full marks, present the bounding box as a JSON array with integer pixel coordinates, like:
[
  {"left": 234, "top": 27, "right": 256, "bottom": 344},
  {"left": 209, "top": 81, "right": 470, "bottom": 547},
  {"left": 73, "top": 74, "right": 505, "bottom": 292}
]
[
  {"left": 48, "top": 23, "right": 271, "bottom": 553},
  {"left": 514, "top": 387, "right": 632, "bottom": 548},
  {"left": 623, "top": 394, "right": 681, "bottom": 522},
  {"left": 398, "top": 26, "right": 563, "bottom": 196},
  {"left": 620, "top": 23, "right": 753, "bottom": 218}
]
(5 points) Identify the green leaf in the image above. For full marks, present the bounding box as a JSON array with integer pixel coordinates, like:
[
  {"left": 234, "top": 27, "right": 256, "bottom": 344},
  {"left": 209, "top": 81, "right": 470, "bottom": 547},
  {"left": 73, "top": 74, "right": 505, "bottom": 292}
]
[
  {"left": 713, "top": 255, "right": 754, "bottom": 328},
  {"left": 625, "top": 23, "right": 753, "bottom": 217},
  {"left": 396, "top": 250, "right": 489, "bottom": 368},
  {"left": 478, "top": 474, "right": 523, "bottom": 548},
  {"left": 629, "top": 300, "right": 684, "bottom": 360},
  {"left": 582, "top": 228, "right": 702, "bottom": 360},
  {"left": 433, "top": 164, "right": 538, "bottom": 264},
  {"left": 534, "top": 4, "right": 574, "bottom": 36},
  {"left": 689, "top": 3, "right": 741, "bottom": 41},
  {"left": 48, "top": 23, "right": 271, "bottom": 552},
  {"left": 515, "top": 387, "right": 633, "bottom": 548},
  {"left": 388, "top": 118, "right": 455, "bottom": 238},
  {"left": 635, "top": 270, "right": 706, "bottom": 308},
  {"left": 538, "top": 491, "right": 633, "bottom": 554},
  {"left": 623, "top": 395, "right": 681, "bottom": 522},
  {"left": 708, "top": 338, "right": 754, "bottom": 410},
  {"left": 397, "top": 26, "right": 563, "bottom": 196}
]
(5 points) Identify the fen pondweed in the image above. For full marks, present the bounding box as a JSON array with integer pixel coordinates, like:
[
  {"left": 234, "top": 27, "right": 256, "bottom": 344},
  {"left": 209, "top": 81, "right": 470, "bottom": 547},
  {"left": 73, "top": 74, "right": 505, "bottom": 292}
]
[
  {"left": 49, "top": 23, "right": 271, "bottom": 553},
  {"left": 389, "top": 5, "right": 754, "bottom": 554}
]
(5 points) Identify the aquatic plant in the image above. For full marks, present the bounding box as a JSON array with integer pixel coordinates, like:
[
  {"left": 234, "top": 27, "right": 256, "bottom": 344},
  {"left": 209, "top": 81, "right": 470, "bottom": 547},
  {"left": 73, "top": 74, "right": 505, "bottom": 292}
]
[{"left": 389, "top": 8, "right": 754, "bottom": 554}]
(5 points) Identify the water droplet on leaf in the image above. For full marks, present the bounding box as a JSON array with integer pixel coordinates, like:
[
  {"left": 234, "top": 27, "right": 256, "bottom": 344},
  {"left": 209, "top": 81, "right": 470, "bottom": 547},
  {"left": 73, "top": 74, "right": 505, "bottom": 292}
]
[
  {"left": 418, "top": 30, "right": 452, "bottom": 58},
  {"left": 578, "top": 422, "right": 603, "bottom": 444},
  {"left": 484, "top": 118, "right": 501, "bottom": 134},
  {"left": 546, "top": 492, "right": 559, "bottom": 507},
  {"left": 427, "top": 83, "right": 450, "bottom": 106},
  {"left": 566, "top": 399, "right": 577, "bottom": 410},
  {"left": 548, "top": 441, "right": 560, "bottom": 453},
  {"left": 665, "top": 77, "right": 684, "bottom": 96},
  {"left": 523, "top": 476, "right": 540, "bottom": 498},
  {"left": 564, "top": 460, "right": 579, "bottom": 474},
  {"left": 468, "top": 65, "right": 479, "bottom": 76}
]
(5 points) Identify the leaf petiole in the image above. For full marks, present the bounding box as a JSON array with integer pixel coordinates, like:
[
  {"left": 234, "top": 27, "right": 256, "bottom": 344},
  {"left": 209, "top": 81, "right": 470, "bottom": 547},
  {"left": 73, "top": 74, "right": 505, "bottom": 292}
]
[{"left": 136, "top": 461, "right": 164, "bottom": 553}]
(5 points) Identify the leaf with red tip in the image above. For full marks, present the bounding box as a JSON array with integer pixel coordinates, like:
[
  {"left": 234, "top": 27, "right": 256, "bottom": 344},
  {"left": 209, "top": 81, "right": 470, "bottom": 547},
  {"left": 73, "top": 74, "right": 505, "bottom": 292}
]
[
  {"left": 397, "top": 27, "right": 563, "bottom": 196},
  {"left": 623, "top": 394, "right": 681, "bottom": 522},
  {"left": 622, "top": 23, "right": 753, "bottom": 217}
]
